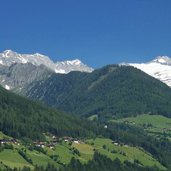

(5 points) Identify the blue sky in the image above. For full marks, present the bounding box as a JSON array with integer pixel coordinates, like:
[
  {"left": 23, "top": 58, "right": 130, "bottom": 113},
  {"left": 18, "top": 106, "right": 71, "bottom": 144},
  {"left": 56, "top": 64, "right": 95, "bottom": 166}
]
[{"left": 0, "top": 0, "right": 171, "bottom": 68}]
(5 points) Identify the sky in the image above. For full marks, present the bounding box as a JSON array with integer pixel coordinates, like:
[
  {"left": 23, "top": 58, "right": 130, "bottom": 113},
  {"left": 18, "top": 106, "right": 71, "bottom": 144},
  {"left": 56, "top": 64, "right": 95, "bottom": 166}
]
[{"left": 0, "top": 0, "right": 171, "bottom": 68}]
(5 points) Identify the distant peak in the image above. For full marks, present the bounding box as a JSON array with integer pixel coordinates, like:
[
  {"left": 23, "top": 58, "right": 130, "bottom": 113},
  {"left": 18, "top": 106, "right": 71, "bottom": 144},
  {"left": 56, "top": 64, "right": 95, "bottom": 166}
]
[
  {"left": 154, "top": 56, "right": 171, "bottom": 61},
  {"left": 3, "top": 49, "right": 14, "bottom": 53},
  {"left": 152, "top": 56, "right": 171, "bottom": 65},
  {"left": 73, "top": 59, "right": 81, "bottom": 62},
  {"left": 34, "top": 53, "right": 45, "bottom": 57},
  {"left": 2, "top": 50, "right": 17, "bottom": 57},
  {"left": 57, "top": 59, "right": 83, "bottom": 65},
  {"left": 67, "top": 59, "right": 82, "bottom": 65}
]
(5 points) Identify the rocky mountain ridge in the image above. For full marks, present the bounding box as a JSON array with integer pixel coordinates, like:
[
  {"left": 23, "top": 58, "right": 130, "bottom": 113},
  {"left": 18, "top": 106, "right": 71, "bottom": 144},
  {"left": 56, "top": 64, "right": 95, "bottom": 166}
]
[{"left": 0, "top": 50, "right": 94, "bottom": 74}]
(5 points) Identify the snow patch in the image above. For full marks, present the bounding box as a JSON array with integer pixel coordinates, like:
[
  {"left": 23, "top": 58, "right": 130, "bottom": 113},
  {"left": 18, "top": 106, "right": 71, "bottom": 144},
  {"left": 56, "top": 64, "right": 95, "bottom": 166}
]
[
  {"left": 129, "top": 62, "right": 171, "bottom": 87},
  {"left": 21, "top": 58, "right": 28, "bottom": 63},
  {"left": 69, "top": 59, "right": 81, "bottom": 65},
  {"left": 5, "top": 85, "right": 10, "bottom": 90},
  {"left": 55, "top": 69, "right": 66, "bottom": 74},
  {"left": 157, "top": 58, "right": 166, "bottom": 63}
]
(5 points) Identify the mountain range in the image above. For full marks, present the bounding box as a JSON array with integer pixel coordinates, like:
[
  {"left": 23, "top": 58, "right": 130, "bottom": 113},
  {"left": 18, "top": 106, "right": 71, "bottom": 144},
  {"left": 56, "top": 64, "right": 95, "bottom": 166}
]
[
  {"left": 0, "top": 50, "right": 171, "bottom": 119},
  {"left": 0, "top": 50, "right": 171, "bottom": 91},
  {"left": 0, "top": 50, "right": 93, "bottom": 74},
  {"left": 0, "top": 50, "right": 93, "bottom": 91},
  {"left": 1, "top": 50, "right": 171, "bottom": 171}
]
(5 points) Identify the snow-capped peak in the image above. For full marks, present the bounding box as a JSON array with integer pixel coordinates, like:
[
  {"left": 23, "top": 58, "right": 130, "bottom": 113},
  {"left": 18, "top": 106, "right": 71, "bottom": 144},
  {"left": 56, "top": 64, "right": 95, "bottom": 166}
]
[
  {"left": 2, "top": 50, "right": 16, "bottom": 58},
  {"left": 58, "top": 59, "right": 83, "bottom": 66},
  {"left": 128, "top": 56, "right": 171, "bottom": 87},
  {"left": 0, "top": 50, "right": 94, "bottom": 74},
  {"left": 55, "top": 59, "right": 93, "bottom": 73},
  {"left": 151, "top": 56, "right": 171, "bottom": 65},
  {"left": 65, "top": 59, "right": 82, "bottom": 65},
  {"left": 3, "top": 50, "right": 14, "bottom": 54}
]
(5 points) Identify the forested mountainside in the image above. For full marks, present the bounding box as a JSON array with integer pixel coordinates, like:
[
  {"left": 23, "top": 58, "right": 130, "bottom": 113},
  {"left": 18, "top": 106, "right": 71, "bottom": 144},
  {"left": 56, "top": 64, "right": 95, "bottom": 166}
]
[
  {"left": 24, "top": 65, "right": 171, "bottom": 119},
  {"left": 0, "top": 85, "right": 95, "bottom": 140}
]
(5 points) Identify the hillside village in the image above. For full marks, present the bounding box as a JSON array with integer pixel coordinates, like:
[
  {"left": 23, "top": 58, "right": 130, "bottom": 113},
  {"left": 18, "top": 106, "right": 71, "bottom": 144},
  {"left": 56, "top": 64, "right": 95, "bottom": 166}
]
[{"left": 0, "top": 132, "right": 84, "bottom": 150}]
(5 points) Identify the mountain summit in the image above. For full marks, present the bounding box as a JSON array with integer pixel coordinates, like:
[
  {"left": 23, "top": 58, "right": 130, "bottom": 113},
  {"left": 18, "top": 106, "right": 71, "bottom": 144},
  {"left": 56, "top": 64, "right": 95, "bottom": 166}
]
[
  {"left": 152, "top": 56, "right": 171, "bottom": 65},
  {"left": 0, "top": 50, "right": 94, "bottom": 74},
  {"left": 129, "top": 56, "right": 171, "bottom": 87}
]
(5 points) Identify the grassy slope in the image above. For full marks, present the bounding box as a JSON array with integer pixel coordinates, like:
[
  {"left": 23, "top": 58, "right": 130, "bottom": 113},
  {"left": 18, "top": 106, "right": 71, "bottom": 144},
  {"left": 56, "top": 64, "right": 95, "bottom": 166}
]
[
  {"left": 72, "top": 143, "right": 94, "bottom": 161},
  {"left": 111, "top": 114, "right": 171, "bottom": 139},
  {"left": 0, "top": 132, "right": 11, "bottom": 139},
  {"left": 26, "top": 150, "right": 59, "bottom": 167},
  {"left": 50, "top": 143, "right": 74, "bottom": 164},
  {"left": 0, "top": 162, "right": 6, "bottom": 170},
  {"left": 0, "top": 137, "right": 166, "bottom": 170},
  {"left": 0, "top": 149, "right": 33, "bottom": 169},
  {"left": 85, "top": 138, "right": 166, "bottom": 170}
]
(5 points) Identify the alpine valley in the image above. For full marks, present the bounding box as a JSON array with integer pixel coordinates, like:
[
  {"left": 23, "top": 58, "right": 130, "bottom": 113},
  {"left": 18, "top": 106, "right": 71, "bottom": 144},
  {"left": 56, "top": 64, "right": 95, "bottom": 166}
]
[{"left": 1, "top": 50, "right": 171, "bottom": 171}]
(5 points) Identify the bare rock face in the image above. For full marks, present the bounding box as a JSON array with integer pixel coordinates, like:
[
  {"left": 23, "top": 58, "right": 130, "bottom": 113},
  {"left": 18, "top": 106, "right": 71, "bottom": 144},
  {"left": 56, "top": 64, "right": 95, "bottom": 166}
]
[
  {"left": 0, "top": 50, "right": 94, "bottom": 74},
  {"left": 0, "top": 63, "right": 52, "bottom": 91}
]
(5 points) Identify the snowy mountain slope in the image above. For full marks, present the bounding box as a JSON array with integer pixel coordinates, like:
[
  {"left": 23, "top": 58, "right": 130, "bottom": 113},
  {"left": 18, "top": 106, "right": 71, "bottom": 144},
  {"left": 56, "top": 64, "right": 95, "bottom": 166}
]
[
  {"left": 0, "top": 50, "right": 94, "bottom": 74},
  {"left": 129, "top": 56, "right": 171, "bottom": 87},
  {"left": 0, "top": 50, "right": 55, "bottom": 69},
  {"left": 55, "top": 59, "right": 93, "bottom": 73}
]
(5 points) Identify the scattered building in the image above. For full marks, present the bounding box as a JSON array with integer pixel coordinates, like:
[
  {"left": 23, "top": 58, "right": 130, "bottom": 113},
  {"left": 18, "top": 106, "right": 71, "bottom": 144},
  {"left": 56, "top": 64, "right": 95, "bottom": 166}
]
[
  {"left": 104, "top": 125, "right": 108, "bottom": 129},
  {"left": 73, "top": 140, "right": 80, "bottom": 144},
  {"left": 0, "top": 138, "right": 18, "bottom": 145}
]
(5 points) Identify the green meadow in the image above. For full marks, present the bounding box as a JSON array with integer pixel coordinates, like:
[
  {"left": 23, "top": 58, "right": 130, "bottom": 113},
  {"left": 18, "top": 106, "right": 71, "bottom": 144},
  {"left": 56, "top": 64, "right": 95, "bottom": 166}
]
[
  {"left": 0, "top": 149, "right": 32, "bottom": 169},
  {"left": 111, "top": 114, "right": 171, "bottom": 139}
]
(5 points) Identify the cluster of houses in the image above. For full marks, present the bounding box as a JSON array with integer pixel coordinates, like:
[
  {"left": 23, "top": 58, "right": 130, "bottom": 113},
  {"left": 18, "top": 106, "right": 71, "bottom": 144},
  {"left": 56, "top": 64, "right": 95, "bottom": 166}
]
[
  {"left": 62, "top": 136, "right": 81, "bottom": 144},
  {"left": 34, "top": 135, "right": 58, "bottom": 149},
  {"left": 34, "top": 135, "right": 81, "bottom": 149},
  {"left": 0, "top": 133, "right": 82, "bottom": 150}
]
